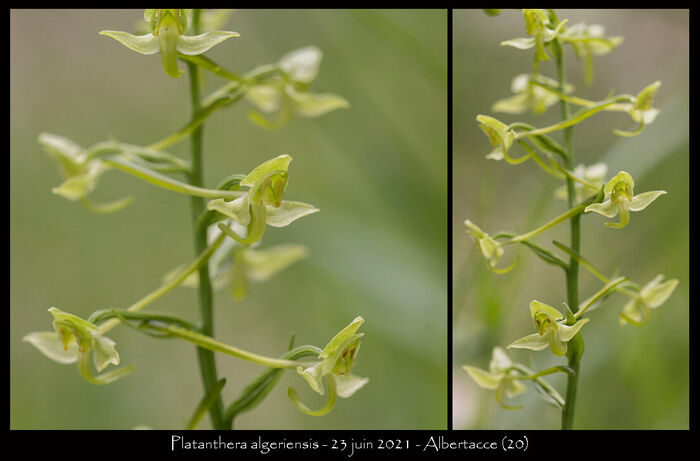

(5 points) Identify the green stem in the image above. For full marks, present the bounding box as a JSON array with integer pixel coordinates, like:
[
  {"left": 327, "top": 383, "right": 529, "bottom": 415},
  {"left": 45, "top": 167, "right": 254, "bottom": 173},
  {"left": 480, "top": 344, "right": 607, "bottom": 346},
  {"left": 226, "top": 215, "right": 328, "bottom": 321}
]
[
  {"left": 554, "top": 39, "right": 582, "bottom": 431},
  {"left": 102, "top": 157, "right": 242, "bottom": 200},
  {"left": 187, "top": 8, "right": 225, "bottom": 430},
  {"left": 504, "top": 201, "right": 588, "bottom": 244},
  {"left": 141, "top": 324, "right": 307, "bottom": 369}
]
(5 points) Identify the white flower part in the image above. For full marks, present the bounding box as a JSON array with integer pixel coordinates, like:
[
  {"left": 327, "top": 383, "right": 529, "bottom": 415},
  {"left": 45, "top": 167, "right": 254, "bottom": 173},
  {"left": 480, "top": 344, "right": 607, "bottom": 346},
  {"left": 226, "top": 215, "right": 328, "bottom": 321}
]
[{"left": 279, "top": 46, "right": 323, "bottom": 83}]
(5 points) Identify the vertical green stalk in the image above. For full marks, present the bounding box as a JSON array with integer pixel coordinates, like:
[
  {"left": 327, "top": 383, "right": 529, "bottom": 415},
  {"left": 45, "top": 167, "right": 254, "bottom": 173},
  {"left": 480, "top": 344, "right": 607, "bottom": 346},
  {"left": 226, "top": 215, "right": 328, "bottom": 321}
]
[
  {"left": 187, "top": 9, "right": 225, "bottom": 430},
  {"left": 554, "top": 39, "right": 582, "bottom": 430}
]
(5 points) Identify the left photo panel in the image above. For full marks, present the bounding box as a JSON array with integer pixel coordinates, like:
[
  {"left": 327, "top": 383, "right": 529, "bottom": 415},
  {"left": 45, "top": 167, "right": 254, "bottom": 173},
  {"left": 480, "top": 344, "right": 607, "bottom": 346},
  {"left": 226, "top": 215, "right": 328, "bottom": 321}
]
[{"left": 10, "top": 9, "right": 448, "bottom": 429}]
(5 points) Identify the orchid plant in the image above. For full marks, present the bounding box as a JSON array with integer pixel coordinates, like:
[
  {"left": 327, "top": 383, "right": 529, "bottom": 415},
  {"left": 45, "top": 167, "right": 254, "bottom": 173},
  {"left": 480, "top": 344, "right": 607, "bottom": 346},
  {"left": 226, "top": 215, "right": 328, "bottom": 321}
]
[
  {"left": 463, "top": 9, "right": 678, "bottom": 429},
  {"left": 23, "top": 9, "right": 366, "bottom": 429}
]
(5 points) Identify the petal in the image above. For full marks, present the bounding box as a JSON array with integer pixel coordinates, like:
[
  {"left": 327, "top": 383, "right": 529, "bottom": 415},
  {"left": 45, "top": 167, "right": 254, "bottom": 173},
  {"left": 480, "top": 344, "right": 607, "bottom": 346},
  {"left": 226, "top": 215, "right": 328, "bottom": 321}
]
[
  {"left": 23, "top": 331, "right": 78, "bottom": 364},
  {"left": 176, "top": 31, "right": 240, "bottom": 55},
  {"left": 319, "top": 317, "right": 364, "bottom": 371},
  {"left": 488, "top": 347, "right": 513, "bottom": 373},
  {"left": 286, "top": 87, "right": 350, "bottom": 118},
  {"left": 491, "top": 93, "right": 529, "bottom": 114},
  {"left": 93, "top": 335, "right": 120, "bottom": 372},
  {"left": 464, "top": 220, "right": 486, "bottom": 240},
  {"left": 619, "top": 297, "right": 649, "bottom": 326},
  {"left": 463, "top": 366, "right": 503, "bottom": 390},
  {"left": 629, "top": 190, "right": 667, "bottom": 212},
  {"left": 52, "top": 161, "right": 107, "bottom": 201},
  {"left": 501, "top": 37, "right": 536, "bottom": 49},
  {"left": 485, "top": 147, "right": 504, "bottom": 160},
  {"left": 207, "top": 195, "right": 252, "bottom": 225},
  {"left": 335, "top": 374, "right": 369, "bottom": 398},
  {"left": 604, "top": 171, "right": 634, "bottom": 196},
  {"left": 265, "top": 200, "right": 320, "bottom": 227},
  {"left": 99, "top": 31, "right": 160, "bottom": 55},
  {"left": 246, "top": 84, "right": 283, "bottom": 113},
  {"left": 243, "top": 244, "right": 309, "bottom": 282},
  {"left": 558, "top": 318, "right": 590, "bottom": 342},
  {"left": 585, "top": 199, "right": 618, "bottom": 218},
  {"left": 240, "top": 155, "right": 292, "bottom": 188},
  {"left": 507, "top": 333, "right": 549, "bottom": 351},
  {"left": 529, "top": 300, "right": 564, "bottom": 321},
  {"left": 505, "top": 377, "right": 527, "bottom": 398},
  {"left": 158, "top": 19, "right": 182, "bottom": 78},
  {"left": 478, "top": 236, "right": 503, "bottom": 265},
  {"left": 297, "top": 362, "right": 325, "bottom": 395},
  {"left": 279, "top": 46, "right": 322, "bottom": 83},
  {"left": 38, "top": 132, "right": 87, "bottom": 176},
  {"left": 641, "top": 276, "right": 678, "bottom": 309}
]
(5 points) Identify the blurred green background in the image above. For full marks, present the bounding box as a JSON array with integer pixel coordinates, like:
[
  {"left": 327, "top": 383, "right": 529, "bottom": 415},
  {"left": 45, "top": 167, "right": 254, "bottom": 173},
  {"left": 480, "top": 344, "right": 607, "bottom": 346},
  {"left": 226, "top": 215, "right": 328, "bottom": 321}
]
[
  {"left": 10, "top": 9, "right": 447, "bottom": 429},
  {"left": 453, "top": 10, "right": 688, "bottom": 429}
]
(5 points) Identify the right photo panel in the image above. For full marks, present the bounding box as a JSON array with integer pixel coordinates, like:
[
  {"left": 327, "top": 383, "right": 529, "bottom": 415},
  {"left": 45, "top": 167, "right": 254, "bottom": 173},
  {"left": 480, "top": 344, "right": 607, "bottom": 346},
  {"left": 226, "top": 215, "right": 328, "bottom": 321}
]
[{"left": 453, "top": 9, "right": 688, "bottom": 429}]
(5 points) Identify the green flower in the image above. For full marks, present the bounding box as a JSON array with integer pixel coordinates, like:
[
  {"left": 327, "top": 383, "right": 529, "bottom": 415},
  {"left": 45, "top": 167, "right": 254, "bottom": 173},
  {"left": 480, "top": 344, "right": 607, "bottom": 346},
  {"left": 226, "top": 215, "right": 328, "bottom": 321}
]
[
  {"left": 492, "top": 74, "right": 574, "bottom": 115},
  {"left": 558, "top": 22, "right": 623, "bottom": 85},
  {"left": 555, "top": 162, "right": 607, "bottom": 203},
  {"left": 476, "top": 115, "right": 515, "bottom": 161},
  {"left": 245, "top": 46, "right": 350, "bottom": 129},
  {"left": 508, "top": 301, "right": 589, "bottom": 356},
  {"left": 169, "top": 227, "right": 309, "bottom": 301},
  {"left": 501, "top": 9, "right": 568, "bottom": 61},
  {"left": 584, "top": 171, "right": 666, "bottom": 229},
  {"left": 620, "top": 81, "right": 662, "bottom": 125},
  {"left": 206, "top": 155, "right": 319, "bottom": 244},
  {"left": 620, "top": 275, "right": 678, "bottom": 326},
  {"left": 23, "top": 308, "right": 133, "bottom": 385},
  {"left": 38, "top": 133, "right": 132, "bottom": 213},
  {"left": 100, "top": 9, "right": 239, "bottom": 78},
  {"left": 463, "top": 347, "right": 527, "bottom": 409},
  {"left": 465, "top": 219, "right": 516, "bottom": 274},
  {"left": 289, "top": 317, "right": 369, "bottom": 416}
]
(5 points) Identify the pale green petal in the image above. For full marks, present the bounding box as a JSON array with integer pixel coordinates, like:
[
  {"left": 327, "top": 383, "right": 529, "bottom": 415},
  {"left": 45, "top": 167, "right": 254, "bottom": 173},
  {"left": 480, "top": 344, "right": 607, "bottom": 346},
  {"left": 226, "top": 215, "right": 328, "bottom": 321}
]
[
  {"left": 52, "top": 162, "right": 107, "bottom": 201},
  {"left": 507, "top": 333, "right": 549, "bottom": 351},
  {"left": 265, "top": 200, "right": 319, "bottom": 227},
  {"left": 478, "top": 236, "right": 503, "bottom": 265},
  {"left": 505, "top": 377, "right": 527, "bottom": 398},
  {"left": 492, "top": 93, "right": 529, "bottom": 114},
  {"left": 176, "top": 31, "right": 240, "bottom": 55},
  {"left": 529, "top": 300, "right": 564, "bottom": 321},
  {"left": 464, "top": 220, "right": 486, "bottom": 240},
  {"left": 93, "top": 335, "right": 120, "bottom": 372},
  {"left": 38, "top": 133, "right": 87, "bottom": 176},
  {"left": 604, "top": 171, "right": 635, "bottom": 196},
  {"left": 279, "top": 46, "right": 322, "bottom": 83},
  {"left": 558, "top": 317, "right": 589, "bottom": 342},
  {"left": 319, "top": 317, "right": 364, "bottom": 364},
  {"left": 287, "top": 87, "right": 350, "bottom": 118},
  {"left": 489, "top": 347, "right": 513, "bottom": 373},
  {"left": 501, "top": 37, "right": 535, "bottom": 49},
  {"left": 628, "top": 190, "right": 666, "bottom": 212},
  {"left": 246, "top": 84, "right": 283, "bottom": 113},
  {"left": 207, "top": 196, "right": 252, "bottom": 225},
  {"left": 585, "top": 199, "right": 618, "bottom": 218},
  {"left": 243, "top": 244, "right": 309, "bottom": 282},
  {"left": 297, "top": 362, "right": 324, "bottom": 395},
  {"left": 23, "top": 331, "right": 78, "bottom": 364},
  {"left": 640, "top": 276, "right": 678, "bottom": 309},
  {"left": 335, "top": 374, "right": 369, "bottom": 398},
  {"left": 485, "top": 147, "right": 504, "bottom": 160},
  {"left": 99, "top": 31, "right": 160, "bottom": 55},
  {"left": 463, "top": 365, "right": 503, "bottom": 390},
  {"left": 620, "top": 297, "right": 648, "bottom": 326},
  {"left": 476, "top": 114, "right": 508, "bottom": 146},
  {"left": 240, "top": 155, "right": 292, "bottom": 187}
]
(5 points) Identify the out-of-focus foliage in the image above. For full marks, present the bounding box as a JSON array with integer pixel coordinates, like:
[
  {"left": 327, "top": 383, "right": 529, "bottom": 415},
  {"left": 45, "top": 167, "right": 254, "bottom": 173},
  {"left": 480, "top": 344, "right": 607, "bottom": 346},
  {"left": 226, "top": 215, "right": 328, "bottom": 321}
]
[
  {"left": 453, "top": 9, "right": 688, "bottom": 429},
  {"left": 10, "top": 9, "right": 447, "bottom": 429}
]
